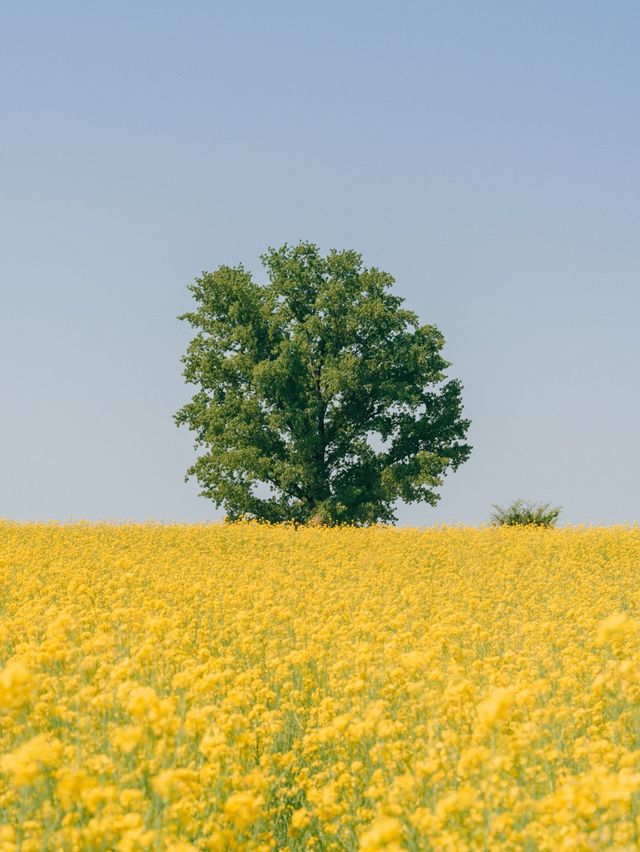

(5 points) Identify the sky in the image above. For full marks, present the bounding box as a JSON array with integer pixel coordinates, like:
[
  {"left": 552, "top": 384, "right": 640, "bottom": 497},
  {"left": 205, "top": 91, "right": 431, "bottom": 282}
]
[{"left": 1, "top": 1, "right": 639, "bottom": 526}]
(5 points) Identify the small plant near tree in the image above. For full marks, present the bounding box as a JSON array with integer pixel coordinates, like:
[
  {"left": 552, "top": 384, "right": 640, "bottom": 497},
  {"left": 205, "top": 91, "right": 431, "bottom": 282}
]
[{"left": 490, "top": 499, "right": 561, "bottom": 527}]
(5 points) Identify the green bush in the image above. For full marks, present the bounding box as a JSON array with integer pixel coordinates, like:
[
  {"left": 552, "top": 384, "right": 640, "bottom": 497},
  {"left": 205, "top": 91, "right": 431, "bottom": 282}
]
[{"left": 490, "top": 499, "right": 561, "bottom": 527}]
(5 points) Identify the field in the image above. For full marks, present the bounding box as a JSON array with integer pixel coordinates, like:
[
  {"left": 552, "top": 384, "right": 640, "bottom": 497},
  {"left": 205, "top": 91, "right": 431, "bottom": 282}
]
[{"left": 1, "top": 522, "right": 640, "bottom": 850}]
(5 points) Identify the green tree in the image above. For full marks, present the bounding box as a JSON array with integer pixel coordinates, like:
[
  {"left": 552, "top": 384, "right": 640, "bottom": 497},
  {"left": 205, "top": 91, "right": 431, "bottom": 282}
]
[
  {"left": 175, "top": 242, "right": 471, "bottom": 525},
  {"left": 490, "top": 500, "right": 561, "bottom": 527}
]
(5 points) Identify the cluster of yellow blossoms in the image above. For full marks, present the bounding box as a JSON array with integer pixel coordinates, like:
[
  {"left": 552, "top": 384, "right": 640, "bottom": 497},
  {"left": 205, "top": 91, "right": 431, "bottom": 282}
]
[{"left": 1, "top": 521, "right": 640, "bottom": 850}]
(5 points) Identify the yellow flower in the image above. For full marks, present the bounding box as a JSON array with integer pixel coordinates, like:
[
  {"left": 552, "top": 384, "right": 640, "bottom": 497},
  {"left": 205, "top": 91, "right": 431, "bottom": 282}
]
[
  {"left": 0, "top": 826, "right": 16, "bottom": 844},
  {"left": 0, "top": 734, "right": 63, "bottom": 786},
  {"left": 55, "top": 767, "right": 94, "bottom": 808},
  {"left": 596, "top": 612, "right": 637, "bottom": 645},
  {"left": 399, "top": 651, "right": 430, "bottom": 671},
  {"left": 82, "top": 784, "right": 118, "bottom": 813},
  {"left": 199, "top": 727, "right": 226, "bottom": 761},
  {"left": 3, "top": 521, "right": 640, "bottom": 848},
  {"left": 152, "top": 768, "right": 198, "bottom": 802},
  {"left": 476, "top": 687, "right": 514, "bottom": 728},
  {"left": 119, "top": 788, "right": 145, "bottom": 809},
  {"left": 0, "top": 659, "right": 33, "bottom": 709},
  {"left": 126, "top": 685, "right": 159, "bottom": 720},
  {"left": 111, "top": 724, "right": 144, "bottom": 753},
  {"left": 435, "top": 786, "right": 476, "bottom": 820},
  {"left": 290, "top": 807, "right": 311, "bottom": 833},
  {"left": 599, "top": 769, "right": 640, "bottom": 805},
  {"left": 359, "top": 816, "right": 403, "bottom": 850},
  {"left": 223, "top": 790, "right": 264, "bottom": 830}
]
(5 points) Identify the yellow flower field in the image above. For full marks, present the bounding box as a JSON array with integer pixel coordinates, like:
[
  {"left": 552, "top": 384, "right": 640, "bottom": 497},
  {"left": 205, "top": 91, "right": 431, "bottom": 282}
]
[{"left": 1, "top": 522, "right": 640, "bottom": 850}]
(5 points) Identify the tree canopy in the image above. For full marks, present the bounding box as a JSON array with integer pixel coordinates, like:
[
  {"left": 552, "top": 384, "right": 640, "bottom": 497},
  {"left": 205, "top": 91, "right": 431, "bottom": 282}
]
[{"left": 175, "top": 242, "right": 471, "bottom": 525}]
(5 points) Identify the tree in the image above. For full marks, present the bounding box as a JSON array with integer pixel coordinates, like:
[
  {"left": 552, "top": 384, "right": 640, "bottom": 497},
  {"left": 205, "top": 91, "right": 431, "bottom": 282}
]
[
  {"left": 175, "top": 242, "right": 471, "bottom": 525},
  {"left": 490, "top": 500, "right": 561, "bottom": 527}
]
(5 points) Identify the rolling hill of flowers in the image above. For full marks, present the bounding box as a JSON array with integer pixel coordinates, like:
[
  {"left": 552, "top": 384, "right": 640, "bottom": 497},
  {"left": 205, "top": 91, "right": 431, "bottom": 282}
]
[{"left": 1, "top": 521, "right": 640, "bottom": 850}]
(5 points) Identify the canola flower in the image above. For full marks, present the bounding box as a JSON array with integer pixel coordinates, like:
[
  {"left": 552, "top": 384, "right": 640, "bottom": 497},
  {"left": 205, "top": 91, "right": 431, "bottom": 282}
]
[{"left": 0, "top": 521, "right": 639, "bottom": 849}]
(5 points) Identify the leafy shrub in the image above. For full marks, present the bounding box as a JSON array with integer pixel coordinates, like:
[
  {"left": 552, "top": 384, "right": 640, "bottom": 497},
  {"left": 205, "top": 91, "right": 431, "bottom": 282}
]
[{"left": 490, "top": 499, "right": 561, "bottom": 527}]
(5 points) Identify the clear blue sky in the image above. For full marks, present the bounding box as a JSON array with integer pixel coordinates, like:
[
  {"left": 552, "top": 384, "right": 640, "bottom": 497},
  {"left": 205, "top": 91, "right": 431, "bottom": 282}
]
[{"left": 2, "top": 1, "right": 638, "bottom": 525}]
